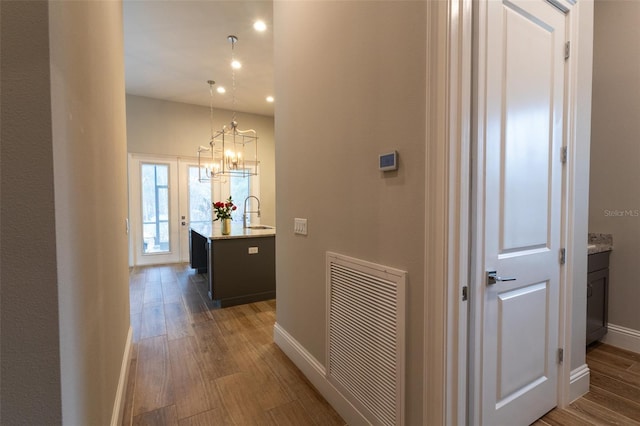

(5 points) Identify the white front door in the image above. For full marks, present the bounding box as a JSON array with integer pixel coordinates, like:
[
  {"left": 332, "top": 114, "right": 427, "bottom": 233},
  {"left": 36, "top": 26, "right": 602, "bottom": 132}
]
[
  {"left": 128, "top": 154, "right": 180, "bottom": 266},
  {"left": 476, "top": 0, "right": 567, "bottom": 424}
]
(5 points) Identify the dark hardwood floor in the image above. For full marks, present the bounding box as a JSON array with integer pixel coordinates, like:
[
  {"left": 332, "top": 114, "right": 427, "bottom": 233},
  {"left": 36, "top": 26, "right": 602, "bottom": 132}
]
[
  {"left": 536, "top": 343, "right": 640, "bottom": 425},
  {"left": 123, "top": 264, "right": 640, "bottom": 425},
  {"left": 122, "top": 263, "right": 345, "bottom": 426}
]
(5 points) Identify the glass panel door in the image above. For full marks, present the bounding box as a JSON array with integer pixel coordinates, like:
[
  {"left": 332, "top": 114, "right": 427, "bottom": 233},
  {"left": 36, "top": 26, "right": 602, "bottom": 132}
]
[
  {"left": 128, "top": 154, "right": 179, "bottom": 266},
  {"left": 188, "top": 165, "right": 212, "bottom": 225},
  {"left": 178, "top": 159, "right": 213, "bottom": 262}
]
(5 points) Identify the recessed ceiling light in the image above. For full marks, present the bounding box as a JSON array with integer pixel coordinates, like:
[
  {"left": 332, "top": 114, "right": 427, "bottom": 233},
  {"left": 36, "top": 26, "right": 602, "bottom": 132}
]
[
  {"left": 217, "top": 87, "right": 226, "bottom": 94},
  {"left": 254, "top": 20, "right": 267, "bottom": 32},
  {"left": 266, "top": 96, "right": 274, "bottom": 103},
  {"left": 231, "top": 60, "right": 242, "bottom": 70}
]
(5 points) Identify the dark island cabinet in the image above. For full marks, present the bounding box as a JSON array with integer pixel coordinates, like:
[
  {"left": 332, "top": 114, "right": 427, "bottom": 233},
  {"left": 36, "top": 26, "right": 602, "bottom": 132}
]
[
  {"left": 207, "top": 236, "right": 276, "bottom": 307},
  {"left": 587, "top": 251, "right": 610, "bottom": 346}
]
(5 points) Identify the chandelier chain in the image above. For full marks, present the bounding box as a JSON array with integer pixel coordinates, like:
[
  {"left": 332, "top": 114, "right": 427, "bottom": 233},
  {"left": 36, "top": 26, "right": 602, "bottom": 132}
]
[
  {"left": 230, "top": 36, "right": 237, "bottom": 125},
  {"left": 208, "top": 81, "right": 214, "bottom": 140}
]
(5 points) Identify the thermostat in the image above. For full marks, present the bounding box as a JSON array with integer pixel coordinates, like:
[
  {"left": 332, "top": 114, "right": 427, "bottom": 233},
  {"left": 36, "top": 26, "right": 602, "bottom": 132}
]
[{"left": 379, "top": 151, "right": 398, "bottom": 171}]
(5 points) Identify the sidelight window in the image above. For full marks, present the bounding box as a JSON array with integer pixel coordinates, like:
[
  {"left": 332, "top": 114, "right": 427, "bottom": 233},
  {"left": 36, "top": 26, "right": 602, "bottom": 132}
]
[{"left": 141, "top": 163, "right": 170, "bottom": 254}]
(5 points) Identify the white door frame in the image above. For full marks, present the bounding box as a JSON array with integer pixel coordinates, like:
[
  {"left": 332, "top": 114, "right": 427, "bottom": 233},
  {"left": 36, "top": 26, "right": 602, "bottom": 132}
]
[
  {"left": 424, "top": 1, "right": 473, "bottom": 424},
  {"left": 128, "top": 153, "right": 181, "bottom": 266},
  {"left": 424, "top": 0, "right": 593, "bottom": 423}
]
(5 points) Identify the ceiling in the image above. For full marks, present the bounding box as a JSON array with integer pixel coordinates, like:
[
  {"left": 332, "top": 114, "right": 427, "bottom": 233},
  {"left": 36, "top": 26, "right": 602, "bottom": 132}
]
[{"left": 123, "top": 1, "right": 274, "bottom": 117}]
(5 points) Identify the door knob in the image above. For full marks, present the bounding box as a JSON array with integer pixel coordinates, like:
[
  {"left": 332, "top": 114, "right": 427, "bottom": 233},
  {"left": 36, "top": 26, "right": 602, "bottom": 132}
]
[{"left": 486, "top": 270, "right": 517, "bottom": 285}]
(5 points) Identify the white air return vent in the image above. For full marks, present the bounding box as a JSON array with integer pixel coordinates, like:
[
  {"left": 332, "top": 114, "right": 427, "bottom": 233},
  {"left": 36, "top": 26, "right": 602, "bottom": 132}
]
[{"left": 326, "top": 252, "right": 406, "bottom": 426}]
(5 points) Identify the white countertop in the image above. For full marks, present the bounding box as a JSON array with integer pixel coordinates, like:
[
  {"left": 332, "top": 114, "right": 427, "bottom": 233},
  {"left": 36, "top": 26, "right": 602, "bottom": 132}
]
[{"left": 190, "top": 221, "right": 276, "bottom": 240}]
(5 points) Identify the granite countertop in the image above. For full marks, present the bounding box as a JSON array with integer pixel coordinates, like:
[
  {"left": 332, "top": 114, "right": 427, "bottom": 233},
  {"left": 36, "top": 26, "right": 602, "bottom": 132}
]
[
  {"left": 190, "top": 221, "right": 276, "bottom": 240},
  {"left": 588, "top": 233, "right": 613, "bottom": 255}
]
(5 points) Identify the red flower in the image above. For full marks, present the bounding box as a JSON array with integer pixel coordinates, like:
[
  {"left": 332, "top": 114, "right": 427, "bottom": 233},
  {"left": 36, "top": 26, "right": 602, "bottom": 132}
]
[{"left": 212, "top": 196, "right": 236, "bottom": 221}]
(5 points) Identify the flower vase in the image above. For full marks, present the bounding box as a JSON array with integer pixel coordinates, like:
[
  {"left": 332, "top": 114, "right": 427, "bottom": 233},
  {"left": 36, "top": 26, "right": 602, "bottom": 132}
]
[{"left": 221, "top": 218, "right": 232, "bottom": 235}]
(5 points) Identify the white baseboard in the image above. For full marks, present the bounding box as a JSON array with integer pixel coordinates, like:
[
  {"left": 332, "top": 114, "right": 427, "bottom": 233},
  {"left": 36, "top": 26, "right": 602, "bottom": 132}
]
[
  {"left": 273, "top": 323, "right": 370, "bottom": 426},
  {"left": 569, "top": 363, "right": 590, "bottom": 403},
  {"left": 601, "top": 323, "right": 640, "bottom": 353},
  {"left": 111, "top": 326, "right": 133, "bottom": 426}
]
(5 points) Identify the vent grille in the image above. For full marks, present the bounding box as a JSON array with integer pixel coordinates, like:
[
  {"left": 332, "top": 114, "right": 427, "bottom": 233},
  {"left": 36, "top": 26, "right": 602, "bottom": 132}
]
[{"left": 326, "top": 252, "right": 406, "bottom": 426}]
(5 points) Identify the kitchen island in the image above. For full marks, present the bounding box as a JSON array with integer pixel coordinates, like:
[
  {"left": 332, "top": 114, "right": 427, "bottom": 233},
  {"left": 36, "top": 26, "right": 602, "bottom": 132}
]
[{"left": 190, "top": 222, "right": 275, "bottom": 307}]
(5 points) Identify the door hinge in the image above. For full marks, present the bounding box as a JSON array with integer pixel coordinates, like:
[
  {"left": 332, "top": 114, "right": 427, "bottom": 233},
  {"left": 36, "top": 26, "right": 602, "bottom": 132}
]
[
  {"left": 462, "top": 286, "right": 468, "bottom": 302},
  {"left": 565, "top": 41, "right": 570, "bottom": 60},
  {"left": 558, "top": 348, "right": 564, "bottom": 364},
  {"left": 561, "top": 146, "right": 568, "bottom": 164},
  {"left": 560, "top": 248, "right": 566, "bottom": 265}
]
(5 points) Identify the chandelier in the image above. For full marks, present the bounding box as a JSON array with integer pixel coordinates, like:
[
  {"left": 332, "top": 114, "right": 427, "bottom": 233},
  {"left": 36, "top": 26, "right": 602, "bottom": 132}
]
[{"left": 198, "top": 35, "right": 258, "bottom": 181}]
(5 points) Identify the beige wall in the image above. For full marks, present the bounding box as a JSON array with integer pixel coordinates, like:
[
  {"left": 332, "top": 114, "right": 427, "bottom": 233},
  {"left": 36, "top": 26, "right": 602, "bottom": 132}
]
[
  {"left": 1, "top": 1, "right": 131, "bottom": 424},
  {"left": 274, "top": 2, "right": 426, "bottom": 423},
  {"left": 49, "top": 1, "right": 131, "bottom": 423},
  {"left": 126, "top": 95, "right": 276, "bottom": 225},
  {"left": 1, "top": 1, "right": 63, "bottom": 422},
  {"left": 590, "top": 0, "right": 640, "bottom": 331}
]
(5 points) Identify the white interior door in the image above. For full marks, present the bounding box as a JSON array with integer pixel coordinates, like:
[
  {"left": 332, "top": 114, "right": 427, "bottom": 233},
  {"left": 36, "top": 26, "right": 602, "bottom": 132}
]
[
  {"left": 129, "top": 154, "right": 180, "bottom": 266},
  {"left": 476, "top": 0, "right": 567, "bottom": 424}
]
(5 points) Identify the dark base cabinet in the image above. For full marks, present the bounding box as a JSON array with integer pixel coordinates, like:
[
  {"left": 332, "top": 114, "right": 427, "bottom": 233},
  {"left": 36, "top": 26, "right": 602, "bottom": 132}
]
[
  {"left": 190, "top": 229, "right": 208, "bottom": 274},
  {"left": 207, "top": 236, "right": 276, "bottom": 308},
  {"left": 587, "top": 251, "right": 610, "bottom": 346}
]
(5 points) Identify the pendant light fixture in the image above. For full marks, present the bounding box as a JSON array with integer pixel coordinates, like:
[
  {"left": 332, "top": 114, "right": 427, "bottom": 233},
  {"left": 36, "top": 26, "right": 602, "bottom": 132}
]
[{"left": 198, "top": 35, "right": 258, "bottom": 181}]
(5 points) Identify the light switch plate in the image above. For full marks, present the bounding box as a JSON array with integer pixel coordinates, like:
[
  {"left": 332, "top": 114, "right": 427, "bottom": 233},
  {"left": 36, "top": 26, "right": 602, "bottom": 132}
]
[{"left": 294, "top": 218, "right": 308, "bottom": 235}]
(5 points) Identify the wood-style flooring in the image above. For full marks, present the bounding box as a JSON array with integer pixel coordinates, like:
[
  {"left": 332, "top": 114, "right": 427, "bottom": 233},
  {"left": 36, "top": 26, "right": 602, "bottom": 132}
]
[
  {"left": 123, "top": 264, "right": 640, "bottom": 426},
  {"left": 122, "top": 263, "right": 345, "bottom": 426},
  {"left": 536, "top": 343, "right": 640, "bottom": 425}
]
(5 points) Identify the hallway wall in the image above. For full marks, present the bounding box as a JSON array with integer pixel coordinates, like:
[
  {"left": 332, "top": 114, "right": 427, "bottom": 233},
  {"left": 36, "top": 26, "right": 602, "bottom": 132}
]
[
  {"left": 589, "top": 0, "right": 640, "bottom": 332},
  {"left": 49, "top": 1, "right": 131, "bottom": 423},
  {"left": 1, "top": 1, "right": 131, "bottom": 424},
  {"left": 1, "top": 1, "right": 62, "bottom": 422},
  {"left": 274, "top": 2, "right": 427, "bottom": 423}
]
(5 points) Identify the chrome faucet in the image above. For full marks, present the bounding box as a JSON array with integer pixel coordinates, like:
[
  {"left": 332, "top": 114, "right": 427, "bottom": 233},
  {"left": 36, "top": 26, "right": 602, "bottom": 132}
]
[{"left": 243, "top": 196, "right": 261, "bottom": 228}]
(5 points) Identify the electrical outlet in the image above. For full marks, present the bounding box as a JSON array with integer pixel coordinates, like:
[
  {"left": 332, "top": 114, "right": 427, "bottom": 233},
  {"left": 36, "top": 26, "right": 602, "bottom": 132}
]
[
  {"left": 248, "top": 247, "right": 259, "bottom": 254},
  {"left": 294, "top": 218, "right": 308, "bottom": 235}
]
